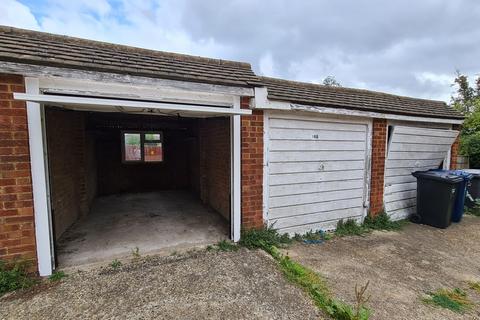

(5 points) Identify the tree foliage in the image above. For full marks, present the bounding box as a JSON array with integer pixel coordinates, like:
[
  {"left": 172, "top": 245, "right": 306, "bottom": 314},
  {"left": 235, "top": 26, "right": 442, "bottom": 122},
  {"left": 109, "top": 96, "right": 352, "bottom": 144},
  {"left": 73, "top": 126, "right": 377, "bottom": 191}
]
[
  {"left": 322, "top": 76, "right": 341, "bottom": 87},
  {"left": 451, "top": 72, "right": 480, "bottom": 167}
]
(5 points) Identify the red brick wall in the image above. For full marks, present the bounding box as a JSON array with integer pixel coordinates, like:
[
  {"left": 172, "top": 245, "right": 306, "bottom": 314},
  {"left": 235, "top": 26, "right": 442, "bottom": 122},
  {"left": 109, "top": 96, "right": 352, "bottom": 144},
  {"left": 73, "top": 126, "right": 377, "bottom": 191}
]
[
  {"left": 369, "top": 118, "right": 387, "bottom": 216},
  {"left": 240, "top": 97, "right": 264, "bottom": 229},
  {"left": 0, "top": 74, "right": 37, "bottom": 265},
  {"left": 45, "top": 108, "right": 89, "bottom": 240},
  {"left": 450, "top": 124, "right": 461, "bottom": 169},
  {"left": 199, "top": 117, "right": 231, "bottom": 220}
]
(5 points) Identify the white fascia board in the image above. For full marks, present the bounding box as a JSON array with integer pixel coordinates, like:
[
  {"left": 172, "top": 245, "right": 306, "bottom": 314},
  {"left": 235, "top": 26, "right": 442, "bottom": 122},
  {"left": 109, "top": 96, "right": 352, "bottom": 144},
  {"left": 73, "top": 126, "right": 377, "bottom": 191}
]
[
  {"left": 13, "top": 93, "right": 252, "bottom": 116},
  {"left": 0, "top": 61, "right": 255, "bottom": 97},
  {"left": 253, "top": 94, "right": 463, "bottom": 125}
]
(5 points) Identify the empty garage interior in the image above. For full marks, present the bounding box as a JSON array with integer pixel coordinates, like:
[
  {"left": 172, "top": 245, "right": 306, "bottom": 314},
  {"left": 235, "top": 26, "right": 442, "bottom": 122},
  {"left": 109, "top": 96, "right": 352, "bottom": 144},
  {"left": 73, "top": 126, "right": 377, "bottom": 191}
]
[{"left": 44, "top": 106, "right": 231, "bottom": 267}]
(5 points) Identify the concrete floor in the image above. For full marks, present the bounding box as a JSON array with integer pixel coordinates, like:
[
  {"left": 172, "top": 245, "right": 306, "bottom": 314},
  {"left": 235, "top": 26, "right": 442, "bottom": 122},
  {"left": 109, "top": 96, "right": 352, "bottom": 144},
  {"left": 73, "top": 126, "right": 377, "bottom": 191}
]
[
  {"left": 286, "top": 215, "right": 480, "bottom": 320},
  {"left": 56, "top": 190, "right": 229, "bottom": 267}
]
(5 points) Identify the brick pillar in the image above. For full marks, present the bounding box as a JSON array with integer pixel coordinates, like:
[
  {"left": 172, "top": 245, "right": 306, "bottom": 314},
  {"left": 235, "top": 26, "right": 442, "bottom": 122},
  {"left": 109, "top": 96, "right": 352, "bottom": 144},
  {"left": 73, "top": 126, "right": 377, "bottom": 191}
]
[
  {"left": 0, "top": 74, "right": 37, "bottom": 268},
  {"left": 240, "top": 97, "right": 264, "bottom": 229},
  {"left": 450, "top": 124, "right": 461, "bottom": 169},
  {"left": 369, "top": 118, "right": 387, "bottom": 216}
]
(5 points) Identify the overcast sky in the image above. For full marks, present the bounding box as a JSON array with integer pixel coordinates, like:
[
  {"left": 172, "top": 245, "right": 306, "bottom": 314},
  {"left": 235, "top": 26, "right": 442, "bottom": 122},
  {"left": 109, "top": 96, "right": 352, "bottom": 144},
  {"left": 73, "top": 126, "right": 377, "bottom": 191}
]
[{"left": 1, "top": 0, "right": 479, "bottom": 102}]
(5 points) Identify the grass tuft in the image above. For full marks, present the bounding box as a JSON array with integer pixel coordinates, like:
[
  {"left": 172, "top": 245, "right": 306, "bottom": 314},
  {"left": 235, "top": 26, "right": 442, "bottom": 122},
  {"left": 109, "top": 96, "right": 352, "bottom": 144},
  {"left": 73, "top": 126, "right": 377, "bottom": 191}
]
[
  {"left": 423, "top": 288, "right": 472, "bottom": 313},
  {"left": 0, "top": 259, "right": 37, "bottom": 296},
  {"left": 363, "top": 212, "right": 406, "bottom": 230},
  {"left": 110, "top": 259, "right": 122, "bottom": 269},
  {"left": 468, "top": 281, "right": 480, "bottom": 294},
  {"left": 293, "top": 230, "right": 333, "bottom": 242},
  {"left": 48, "top": 270, "right": 67, "bottom": 282},
  {"left": 239, "top": 225, "right": 292, "bottom": 250},
  {"left": 215, "top": 240, "right": 239, "bottom": 252},
  {"left": 335, "top": 219, "right": 369, "bottom": 237}
]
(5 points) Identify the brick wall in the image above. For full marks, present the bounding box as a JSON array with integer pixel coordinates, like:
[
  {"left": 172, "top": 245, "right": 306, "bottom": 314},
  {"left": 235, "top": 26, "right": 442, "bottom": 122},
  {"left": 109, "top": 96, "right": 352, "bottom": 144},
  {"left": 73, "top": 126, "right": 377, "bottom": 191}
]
[
  {"left": 45, "top": 108, "right": 89, "bottom": 240},
  {"left": 240, "top": 97, "right": 264, "bottom": 229},
  {"left": 199, "top": 117, "right": 231, "bottom": 220},
  {"left": 369, "top": 118, "right": 387, "bottom": 216},
  {"left": 450, "top": 124, "right": 461, "bottom": 169},
  {"left": 0, "top": 74, "right": 37, "bottom": 265}
]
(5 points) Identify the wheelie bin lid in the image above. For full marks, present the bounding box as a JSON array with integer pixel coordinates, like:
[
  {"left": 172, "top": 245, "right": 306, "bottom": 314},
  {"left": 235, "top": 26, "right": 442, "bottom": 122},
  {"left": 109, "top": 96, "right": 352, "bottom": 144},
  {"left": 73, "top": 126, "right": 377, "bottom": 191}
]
[
  {"left": 412, "top": 170, "right": 463, "bottom": 183},
  {"left": 462, "top": 169, "right": 480, "bottom": 177},
  {"left": 428, "top": 169, "right": 473, "bottom": 181}
]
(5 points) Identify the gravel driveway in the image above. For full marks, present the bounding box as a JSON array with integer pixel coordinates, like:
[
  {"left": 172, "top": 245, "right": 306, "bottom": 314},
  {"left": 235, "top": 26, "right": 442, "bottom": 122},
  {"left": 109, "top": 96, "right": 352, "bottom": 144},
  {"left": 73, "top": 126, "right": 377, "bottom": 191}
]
[
  {"left": 285, "top": 215, "right": 480, "bottom": 320},
  {"left": 0, "top": 249, "right": 320, "bottom": 320}
]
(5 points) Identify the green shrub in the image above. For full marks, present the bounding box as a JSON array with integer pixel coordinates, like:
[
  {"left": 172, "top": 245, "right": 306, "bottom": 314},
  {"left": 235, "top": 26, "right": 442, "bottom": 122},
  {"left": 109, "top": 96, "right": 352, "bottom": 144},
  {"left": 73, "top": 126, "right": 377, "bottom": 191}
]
[
  {"left": 423, "top": 288, "right": 472, "bottom": 313},
  {"left": 0, "top": 260, "right": 36, "bottom": 296},
  {"left": 363, "top": 212, "right": 405, "bottom": 231},
  {"left": 335, "top": 219, "right": 368, "bottom": 237},
  {"left": 48, "top": 270, "right": 67, "bottom": 282},
  {"left": 461, "top": 132, "right": 480, "bottom": 168},
  {"left": 239, "top": 225, "right": 292, "bottom": 250}
]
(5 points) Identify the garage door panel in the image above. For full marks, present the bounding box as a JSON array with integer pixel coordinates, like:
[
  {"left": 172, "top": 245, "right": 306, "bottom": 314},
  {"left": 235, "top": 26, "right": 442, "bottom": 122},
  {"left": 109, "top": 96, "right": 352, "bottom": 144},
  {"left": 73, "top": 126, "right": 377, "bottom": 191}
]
[
  {"left": 270, "top": 188, "right": 364, "bottom": 208},
  {"left": 387, "top": 151, "right": 452, "bottom": 160},
  {"left": 269, "top": 194, "right": 363, "bottom": 219},
  {"left": 389, "top": 142, "right": 454, "bottom": 152},
  {"left": 384, "top": 126, "right": 458, "bottom": 220},
  {"left": 270, "top": 128, "right": 366, "bottom": 141},
  {"left": 388, "top": 206, "right": 416, "bottom": 221},
  {"left": 393, "top": 126, "right": 459, "bottom": 138},
  {"left": 270, "top": 208, "right": 364, "bottom": 231},
  {"left": 392, "top": 135, "right": 456, "bottom": 145},
  {"left": 270, "top": 170, "right": 365, "bottom": 185},
  {"left": 385, "top": 159, "right": 446, "bottom": 169},
  {"left": 270, "top": 179, "right": 364, "bottom": 197},
  {"left": 269, "top": 150, "right": 366, "bottom": 162},
  {"left": 270, "top": 140, "right": 366, "bottom": 151},
  {"left": 269, "top": 118, "right": 367, "bottom": 132},
  {"left": 269, "top": 160, "right": 365, "bottom": 175}
]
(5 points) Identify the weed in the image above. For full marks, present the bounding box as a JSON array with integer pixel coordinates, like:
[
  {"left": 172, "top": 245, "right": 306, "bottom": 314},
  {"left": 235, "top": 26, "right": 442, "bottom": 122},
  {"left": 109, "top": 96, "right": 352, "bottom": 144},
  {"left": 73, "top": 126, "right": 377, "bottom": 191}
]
[
  {"left": 216, "top": 240, "right": 239, "bottom": 252},
  {"left": 293, "top": 230, "right": 332, "bottom": 243},
  {"left": 206, "top": 245, "right": 214, "bottom": 252},
  {"left": 423, "top": 288, "right": 472, "bottom": 313},
  {"left": 48, "top": 271, "right": 67, "bottom": 282},
  {"left": 110, "top": 259, "right": 122, "bottom": 269},
  {"left": 131, "top": 247, "right": 141, "bottom": 259},
  {"left": 0, "top": 260, "right": 36, "bottom": 296},
  {"left": 270, "top": 246, "right": 371, "bottom": 320},
  {"left": 239, "top": 225, "right": 292, "bottom": 250},
  {"left": 363, "top": 212, "right": 405, "bottom": 230},
  {"left": 335, "top": 219, "right": 369, "bottom": 237},
  {"left": 468, "top": 281, "right": 480, "bottom": 294},
  {"left": 464, "top": 204, "right": 480, "bottom": 217}
]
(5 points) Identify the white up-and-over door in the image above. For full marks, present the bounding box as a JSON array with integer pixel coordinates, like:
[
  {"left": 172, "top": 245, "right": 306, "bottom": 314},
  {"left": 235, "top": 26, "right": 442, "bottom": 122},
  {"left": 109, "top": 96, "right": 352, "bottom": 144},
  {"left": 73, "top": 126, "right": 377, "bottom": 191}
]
[
  {"left": 266, "top": 113, "right": 371, "bottom": 234},
  {"left": 384, "top": 126, "right": 459, "bottom": 220}
]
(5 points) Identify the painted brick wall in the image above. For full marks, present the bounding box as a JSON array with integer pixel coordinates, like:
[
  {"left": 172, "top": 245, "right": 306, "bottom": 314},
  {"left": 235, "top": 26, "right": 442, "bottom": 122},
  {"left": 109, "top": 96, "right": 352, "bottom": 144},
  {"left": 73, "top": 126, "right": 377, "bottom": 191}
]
[
  {"left": 199, "top": 117, "right": 231, "bottom": 220},
  {"left": 0, "top": 74, "right": 37, "bottom": 265},
  {"left": 450, "top": 124, "right": 461, "bottom": 169},
  {"left": 45, "top": 108, "right": 89, "bottom": 240},
  {"left": 369, "top": 118, "right": 387, "bottom": 216},
  {"left": 240, "top": 97, "right": 264, "bottom": 229}
]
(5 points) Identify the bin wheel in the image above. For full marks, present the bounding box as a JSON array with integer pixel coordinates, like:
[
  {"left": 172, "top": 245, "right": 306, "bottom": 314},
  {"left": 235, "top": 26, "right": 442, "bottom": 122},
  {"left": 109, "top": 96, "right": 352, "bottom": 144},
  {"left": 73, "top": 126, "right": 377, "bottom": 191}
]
[{"left": 410, "top": 213, "right": 421, "bottom": 224}]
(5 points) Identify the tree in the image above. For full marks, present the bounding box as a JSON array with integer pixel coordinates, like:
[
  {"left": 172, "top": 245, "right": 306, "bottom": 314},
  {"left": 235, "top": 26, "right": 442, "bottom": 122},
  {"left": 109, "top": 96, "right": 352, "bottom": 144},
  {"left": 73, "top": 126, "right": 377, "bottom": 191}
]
[
  {"left": 322, "top": 76, "right": 341, "bottom": 87},
  {"left": 452, "top": 72, "right": 480, "bottom": 167}
]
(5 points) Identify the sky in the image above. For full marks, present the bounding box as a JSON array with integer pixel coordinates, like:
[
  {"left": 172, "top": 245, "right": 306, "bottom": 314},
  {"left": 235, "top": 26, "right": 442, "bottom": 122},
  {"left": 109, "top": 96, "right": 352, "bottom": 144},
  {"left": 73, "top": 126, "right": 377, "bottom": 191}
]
[{"left": 1, "top": 0, "right": 479, "bottom": 102}]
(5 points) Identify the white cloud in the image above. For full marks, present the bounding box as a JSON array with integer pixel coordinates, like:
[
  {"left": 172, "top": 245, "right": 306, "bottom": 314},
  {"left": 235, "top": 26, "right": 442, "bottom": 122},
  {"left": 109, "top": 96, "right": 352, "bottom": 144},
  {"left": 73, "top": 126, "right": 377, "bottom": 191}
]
[
  {"left": 259, "top": 52, "right": 276, "bottom": 77},
  {"left": 0, "top": 0, "right": 40, "bottom": 30}
]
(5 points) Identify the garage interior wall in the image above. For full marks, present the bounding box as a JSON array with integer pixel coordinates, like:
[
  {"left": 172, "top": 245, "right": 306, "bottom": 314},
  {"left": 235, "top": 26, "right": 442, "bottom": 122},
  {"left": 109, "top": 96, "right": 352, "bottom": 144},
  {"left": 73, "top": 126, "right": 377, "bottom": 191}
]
[{"left": 45, "top": 107, "right": 231, "bottom": 241}]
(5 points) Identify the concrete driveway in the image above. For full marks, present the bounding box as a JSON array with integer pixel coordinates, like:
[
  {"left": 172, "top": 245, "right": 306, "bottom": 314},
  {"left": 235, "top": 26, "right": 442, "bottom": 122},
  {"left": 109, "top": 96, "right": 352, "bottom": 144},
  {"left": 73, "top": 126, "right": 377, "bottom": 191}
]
[
  {"left": 285, "top": 215, "right": 480, "bottom": 320},
  {"left": 0, "top": 249, "right": 320, "bottom": 320}
]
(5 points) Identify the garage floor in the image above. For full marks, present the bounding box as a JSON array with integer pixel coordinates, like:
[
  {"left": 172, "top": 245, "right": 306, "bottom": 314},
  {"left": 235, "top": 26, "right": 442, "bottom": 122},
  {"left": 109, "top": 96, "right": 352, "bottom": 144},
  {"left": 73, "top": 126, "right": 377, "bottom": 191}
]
[{"left": 56, "top": 190, "right": 229, "bottom": 267}]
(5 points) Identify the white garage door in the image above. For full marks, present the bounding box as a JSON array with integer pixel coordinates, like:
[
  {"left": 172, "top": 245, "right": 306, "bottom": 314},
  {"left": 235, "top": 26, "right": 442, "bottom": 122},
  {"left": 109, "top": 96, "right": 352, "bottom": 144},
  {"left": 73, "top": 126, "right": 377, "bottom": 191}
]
[
  {"left": 384, "top": 126, "right": 459, "bottom": 220},
  {"left": 266, "top": 113, "right": 370, "bottom": 234}
]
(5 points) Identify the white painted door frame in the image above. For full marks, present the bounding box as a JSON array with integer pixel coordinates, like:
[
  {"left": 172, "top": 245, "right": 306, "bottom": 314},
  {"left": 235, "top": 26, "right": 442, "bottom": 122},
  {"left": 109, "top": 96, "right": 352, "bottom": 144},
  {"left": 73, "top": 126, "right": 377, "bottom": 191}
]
[{"left": 21, "top": 77, "right": 246, "bottom": 275}]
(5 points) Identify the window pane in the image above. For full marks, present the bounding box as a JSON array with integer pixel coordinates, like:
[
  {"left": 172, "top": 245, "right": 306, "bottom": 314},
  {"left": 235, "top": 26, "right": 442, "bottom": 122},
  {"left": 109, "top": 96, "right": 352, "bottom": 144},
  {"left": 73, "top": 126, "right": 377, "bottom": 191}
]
[
  {"left": 144, "top": 142, "right": 163, "bottom": 162},
  {"left": 124, "top": 133, "right": 141, "bottom": 161},
  {"left": 145, "top": 133, "right": 161, "bottom": 141}
]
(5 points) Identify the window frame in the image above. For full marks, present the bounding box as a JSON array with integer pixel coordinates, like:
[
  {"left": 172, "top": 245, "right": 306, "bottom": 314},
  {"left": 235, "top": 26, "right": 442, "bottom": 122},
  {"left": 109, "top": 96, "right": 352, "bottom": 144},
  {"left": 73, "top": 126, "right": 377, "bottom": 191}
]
[{"left": 121, "top": 131, "right": 163, "bottom": 164}]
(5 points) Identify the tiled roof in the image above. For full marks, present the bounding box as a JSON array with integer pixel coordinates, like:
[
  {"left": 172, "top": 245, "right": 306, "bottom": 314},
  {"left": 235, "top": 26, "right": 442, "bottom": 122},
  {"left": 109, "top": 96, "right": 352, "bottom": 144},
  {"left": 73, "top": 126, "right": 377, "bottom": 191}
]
[
  {"left": 0, "top": 26, "right": 261, "bottom": 88},
  {"left": 261, "top": 77, "right": 463, "bottom": 119}
]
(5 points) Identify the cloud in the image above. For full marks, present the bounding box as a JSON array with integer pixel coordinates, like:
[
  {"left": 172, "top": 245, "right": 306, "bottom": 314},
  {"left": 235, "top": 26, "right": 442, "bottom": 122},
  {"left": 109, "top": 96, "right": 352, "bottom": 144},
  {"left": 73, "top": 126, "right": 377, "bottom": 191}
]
[{"left": 1, "top": 0, "right": 480, "bottom": 102}]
